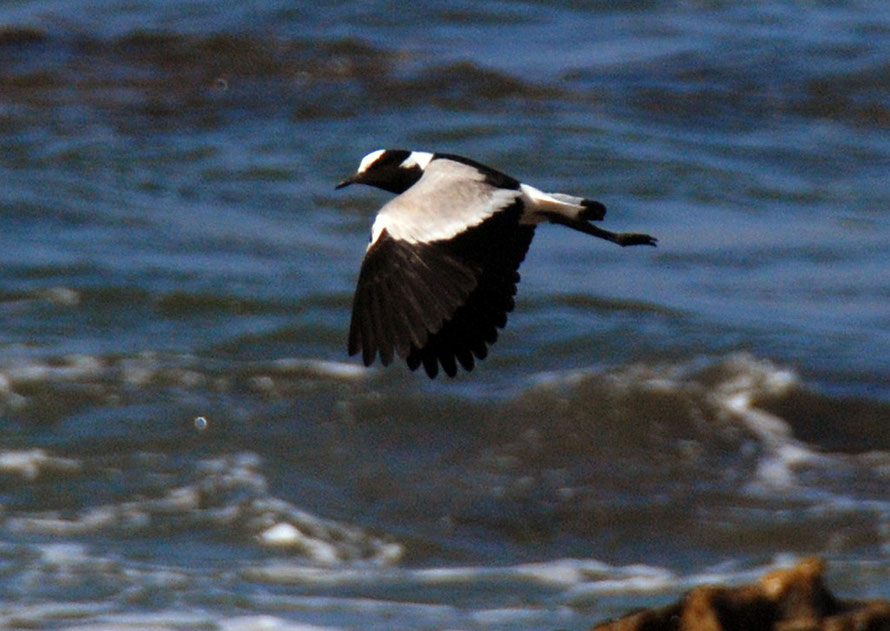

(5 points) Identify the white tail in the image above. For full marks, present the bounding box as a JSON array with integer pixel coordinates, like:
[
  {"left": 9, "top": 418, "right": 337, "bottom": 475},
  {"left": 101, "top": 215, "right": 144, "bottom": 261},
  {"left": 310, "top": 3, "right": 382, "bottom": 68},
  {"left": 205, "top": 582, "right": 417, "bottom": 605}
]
[{"left": 519, "top": 184, "right": 606, "bottom": 224}]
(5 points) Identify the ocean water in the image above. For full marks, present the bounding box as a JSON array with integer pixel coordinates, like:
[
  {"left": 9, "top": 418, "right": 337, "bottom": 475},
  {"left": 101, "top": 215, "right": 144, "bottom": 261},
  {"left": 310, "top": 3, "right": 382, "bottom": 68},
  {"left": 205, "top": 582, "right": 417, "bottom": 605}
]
[{"left": 1, "top": 1, "right": 889, "bottom": 629}]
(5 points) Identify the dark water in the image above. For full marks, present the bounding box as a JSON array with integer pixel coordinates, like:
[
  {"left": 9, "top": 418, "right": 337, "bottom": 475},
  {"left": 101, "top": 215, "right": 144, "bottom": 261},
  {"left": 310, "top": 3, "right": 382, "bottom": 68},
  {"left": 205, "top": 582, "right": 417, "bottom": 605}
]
[{"left": 1, "top": 1, "right": 890, "bottom": 629}]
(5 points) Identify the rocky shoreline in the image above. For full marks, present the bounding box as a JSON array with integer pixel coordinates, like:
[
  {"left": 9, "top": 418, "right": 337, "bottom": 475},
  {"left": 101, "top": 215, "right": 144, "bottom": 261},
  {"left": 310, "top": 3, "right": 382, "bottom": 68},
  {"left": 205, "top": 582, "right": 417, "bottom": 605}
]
[{"left": 594, "top": 558, "right": 890, "bottom": 631}]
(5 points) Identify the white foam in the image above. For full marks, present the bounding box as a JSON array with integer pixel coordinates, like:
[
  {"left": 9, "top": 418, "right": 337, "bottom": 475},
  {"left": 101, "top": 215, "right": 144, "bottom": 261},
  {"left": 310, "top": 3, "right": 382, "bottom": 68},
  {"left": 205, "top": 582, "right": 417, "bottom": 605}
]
[
  {"left": 259, "top": 523, "right": 338, "bottom": 563},
  {"left": 565, "top": 573, "right": 676, "bottom": 601},
  {"left": 0, "top": 449, "right": 80, "bottom": 480},
  {"left": 470, "top": 606, "right": 549, "bottom": 625},
  {"left": 269, "top": 358, "right": 369, "bottom": 380},
  {"left": 709, "top": 355, "right": 827, "bottom": 493},
  {"left": 528, "top": 353, "right": 829, "bottom": 496},
  {"left": 0, "top": 352, "right": 364, "bottom": 421},
  {"left": 8, "top": 451, "right": 401, "bottom": 565},
  {"left": 0, "top": 603, "right": 110, "bottom": 629},
  {"left": 39, "top": 286, "right": 80, "bottom": 306},
  {"left": 37, "top": 542, "right": 91, "bottom": 565},
  {"left": 8, "top": 504, "right": 121, "bottom": 536},
  {"left": 221, "top": 615, "right": 343, "bottom": 631},
  {"left": 0, "top": 354, "right": 105, "bottom": 395},
  {"left": 514, "top": 558, "right": 612, "bottom": 586},
  {"left": 51, "top": 610, "right": 212, "bottom": 631},
  {"left": 242, "top": 564, "right": 367, "bottom": 586}
]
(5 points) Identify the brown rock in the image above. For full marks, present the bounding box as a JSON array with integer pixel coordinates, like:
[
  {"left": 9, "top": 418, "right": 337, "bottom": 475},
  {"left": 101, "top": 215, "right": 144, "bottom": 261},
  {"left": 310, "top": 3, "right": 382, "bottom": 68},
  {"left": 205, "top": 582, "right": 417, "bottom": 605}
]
[{"left": 594, "top": 558, "right": 890, "bottom": 631}]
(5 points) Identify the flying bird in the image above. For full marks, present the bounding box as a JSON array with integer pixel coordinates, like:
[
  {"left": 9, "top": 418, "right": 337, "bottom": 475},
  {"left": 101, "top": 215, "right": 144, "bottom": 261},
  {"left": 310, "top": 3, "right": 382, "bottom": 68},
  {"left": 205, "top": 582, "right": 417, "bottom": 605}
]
[{"left": 337, "top": 149, "right": 656, "bottom": 379}]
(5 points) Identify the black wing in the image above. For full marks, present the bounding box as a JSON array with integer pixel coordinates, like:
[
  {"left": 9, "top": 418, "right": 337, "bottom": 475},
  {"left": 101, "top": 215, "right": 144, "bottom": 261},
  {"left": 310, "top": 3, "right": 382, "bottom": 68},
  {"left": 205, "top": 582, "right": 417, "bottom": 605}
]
[
  {"left": 348, "top": 200, "right": 535, "bottom": 378},
  {"left": 348, "top": 228, "right": 477, "bottom": 367}
]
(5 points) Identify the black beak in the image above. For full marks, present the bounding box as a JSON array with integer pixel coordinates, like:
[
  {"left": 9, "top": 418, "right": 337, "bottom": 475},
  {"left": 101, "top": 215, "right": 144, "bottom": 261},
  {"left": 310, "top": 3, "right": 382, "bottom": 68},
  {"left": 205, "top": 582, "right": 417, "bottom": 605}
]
[{"left": 336, "top": 174, "right": 357, "bottom": 189}]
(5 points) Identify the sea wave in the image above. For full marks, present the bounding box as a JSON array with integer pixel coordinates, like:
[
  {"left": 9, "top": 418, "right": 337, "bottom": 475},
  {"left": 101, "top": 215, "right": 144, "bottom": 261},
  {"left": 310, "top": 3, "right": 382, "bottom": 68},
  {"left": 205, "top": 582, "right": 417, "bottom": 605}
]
[
  {"left": 0, "top": 536, "right": 845, "bottom": 631},
  {"left": 4, "top": 26, "right": 888, "bottom": 132},
  {"left": 3, "top": 450, "right": 399, "bottom": 565},
  {"left": 3, "top": 348, "right": 888, "bottom": 561},
  {"left": 3, "top": 348, "right": 888, "bottom": 463}
]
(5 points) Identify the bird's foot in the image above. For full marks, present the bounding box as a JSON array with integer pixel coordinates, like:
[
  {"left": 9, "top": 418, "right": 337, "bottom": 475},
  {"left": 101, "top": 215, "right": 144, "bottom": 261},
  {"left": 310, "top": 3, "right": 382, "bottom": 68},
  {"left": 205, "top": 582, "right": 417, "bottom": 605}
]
[{"left": 617, "top": 233, "right": 657, "bottom": 247}]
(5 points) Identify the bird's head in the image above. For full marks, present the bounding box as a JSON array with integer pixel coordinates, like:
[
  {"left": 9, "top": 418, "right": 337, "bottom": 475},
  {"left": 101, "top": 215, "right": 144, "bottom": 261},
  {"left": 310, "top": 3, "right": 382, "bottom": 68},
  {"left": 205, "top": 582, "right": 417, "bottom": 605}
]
[{"left": 336, "top": 149, "right": 433, "bottom": 194}]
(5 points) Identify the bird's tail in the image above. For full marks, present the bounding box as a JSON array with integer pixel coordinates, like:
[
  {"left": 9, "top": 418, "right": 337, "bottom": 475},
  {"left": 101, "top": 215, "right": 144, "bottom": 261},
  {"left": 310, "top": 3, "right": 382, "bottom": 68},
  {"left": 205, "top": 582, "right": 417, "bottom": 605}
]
[
  {"left": 520, "top": 184, "right": 606, "bottom": 223},
  {"left": 546, "top": 193, "right": 606, "bottom": 221},
  {"left": 520, "top": 184, "right": 655, "bottom": 246}
]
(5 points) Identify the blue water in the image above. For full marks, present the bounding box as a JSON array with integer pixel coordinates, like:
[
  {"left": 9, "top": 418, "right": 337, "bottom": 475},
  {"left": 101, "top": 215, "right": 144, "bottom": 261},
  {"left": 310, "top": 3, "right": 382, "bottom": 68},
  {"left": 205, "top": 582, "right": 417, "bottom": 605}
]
[{"left": 1, "top": 1, "right": 889, "bottom": 629}]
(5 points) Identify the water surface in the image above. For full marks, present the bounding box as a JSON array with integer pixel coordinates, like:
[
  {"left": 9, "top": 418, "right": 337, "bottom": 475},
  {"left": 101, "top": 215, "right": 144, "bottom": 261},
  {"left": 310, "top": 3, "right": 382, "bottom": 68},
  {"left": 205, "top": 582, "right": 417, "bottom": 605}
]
[{"left": 1, "top": 1, "right": 889, "bottom": 629}]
